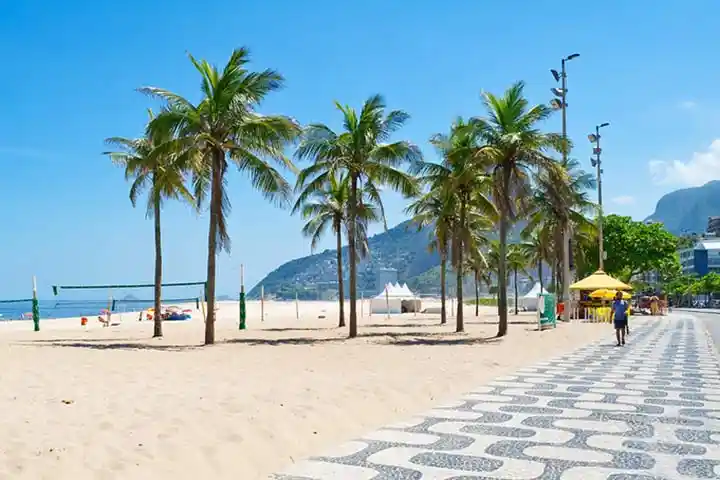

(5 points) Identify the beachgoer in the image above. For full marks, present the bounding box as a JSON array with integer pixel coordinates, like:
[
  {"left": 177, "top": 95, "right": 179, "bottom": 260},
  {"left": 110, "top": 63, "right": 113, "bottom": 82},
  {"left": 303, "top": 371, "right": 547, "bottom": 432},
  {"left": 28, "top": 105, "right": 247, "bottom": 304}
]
[{"left": 611, "top": 291, "right": 629, "bottom": 346}]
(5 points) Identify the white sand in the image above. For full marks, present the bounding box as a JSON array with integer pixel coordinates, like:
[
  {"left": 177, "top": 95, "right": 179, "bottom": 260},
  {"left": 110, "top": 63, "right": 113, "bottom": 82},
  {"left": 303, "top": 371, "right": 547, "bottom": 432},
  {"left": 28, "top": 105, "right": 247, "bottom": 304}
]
[{"left": 0, "top": 300, "right": 610, "bottom": 479}]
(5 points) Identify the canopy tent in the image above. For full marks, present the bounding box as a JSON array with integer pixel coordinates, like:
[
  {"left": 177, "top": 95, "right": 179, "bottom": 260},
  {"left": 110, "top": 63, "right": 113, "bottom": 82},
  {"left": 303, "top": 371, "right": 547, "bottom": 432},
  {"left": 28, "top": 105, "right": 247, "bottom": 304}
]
[
  {"left": 569, "top": 270, "right": 632, "bottom": 291},
  {"left": 519, "top": 282, "right": 550, "bottom": 310},
  {"left": 370, "top": 283, "right": 421, "bottom": 314}
]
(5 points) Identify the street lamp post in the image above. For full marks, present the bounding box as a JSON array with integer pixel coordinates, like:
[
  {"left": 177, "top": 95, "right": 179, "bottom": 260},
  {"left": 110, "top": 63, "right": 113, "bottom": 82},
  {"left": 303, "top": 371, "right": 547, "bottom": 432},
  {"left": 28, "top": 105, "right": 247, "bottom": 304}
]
[
  {"left": 588, "top": 122, "right": 610, "bottom": 270},
  {"left": 551, "top": 53, "right": 579, "bottom": 323}
]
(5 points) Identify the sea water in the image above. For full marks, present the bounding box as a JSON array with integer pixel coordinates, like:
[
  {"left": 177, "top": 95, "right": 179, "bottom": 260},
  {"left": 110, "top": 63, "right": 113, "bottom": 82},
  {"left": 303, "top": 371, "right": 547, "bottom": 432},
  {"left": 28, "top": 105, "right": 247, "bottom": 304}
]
[{"left": 0, "top": 300, "right": 155, "bottom": 321}]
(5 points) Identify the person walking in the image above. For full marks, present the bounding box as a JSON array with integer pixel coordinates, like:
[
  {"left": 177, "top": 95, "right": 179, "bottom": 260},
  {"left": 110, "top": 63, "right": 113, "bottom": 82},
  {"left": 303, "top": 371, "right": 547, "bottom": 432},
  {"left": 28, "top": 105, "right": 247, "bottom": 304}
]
[{"left": 611, "top": 291, "right": 629, "bottom": 346}]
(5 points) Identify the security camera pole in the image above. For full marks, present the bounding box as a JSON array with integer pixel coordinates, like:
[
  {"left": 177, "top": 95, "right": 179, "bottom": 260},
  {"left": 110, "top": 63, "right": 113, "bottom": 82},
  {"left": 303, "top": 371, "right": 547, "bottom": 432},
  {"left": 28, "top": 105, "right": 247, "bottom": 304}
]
[
  {"left": 589, "top": 123, "right": 610, "bottom": 270},
  {"left": 551, "top": 53, "right": 579, "bottom": 323}
]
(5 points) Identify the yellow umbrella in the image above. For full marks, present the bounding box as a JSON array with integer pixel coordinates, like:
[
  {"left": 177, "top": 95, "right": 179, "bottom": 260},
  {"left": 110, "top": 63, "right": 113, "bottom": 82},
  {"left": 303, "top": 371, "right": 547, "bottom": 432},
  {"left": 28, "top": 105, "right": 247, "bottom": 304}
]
[
  {"left": 589, "top": 289, "right": 615, "bottom": 299},
  {"left": 570, "top": 270, "right": 632, "bottom": 291},
  {"left": 590, "top": 289, "right": 631, "bottom": 300}
]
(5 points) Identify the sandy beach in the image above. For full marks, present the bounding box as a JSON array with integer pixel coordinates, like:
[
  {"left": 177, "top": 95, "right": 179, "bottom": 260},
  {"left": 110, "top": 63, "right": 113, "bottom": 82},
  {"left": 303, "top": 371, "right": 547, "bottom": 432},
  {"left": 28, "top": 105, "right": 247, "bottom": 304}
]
[{"left": 0, "top": 300, "right": 610, "bottom": 479}]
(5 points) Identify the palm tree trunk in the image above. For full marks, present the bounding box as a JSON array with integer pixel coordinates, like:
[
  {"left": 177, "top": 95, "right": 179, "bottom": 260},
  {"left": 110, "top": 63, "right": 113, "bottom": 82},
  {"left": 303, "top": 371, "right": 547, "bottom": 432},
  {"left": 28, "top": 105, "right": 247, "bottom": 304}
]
[
  {"left": 440, "top": 248, "right": 447, "bottom": 325},
  {"left": 497, "top": 177, "right": 510, "bottom": 337},
  {"left": 514, "top": 267, "right": 519, "bottom": 315},
  {"left": 153, "top": 192, "right": 163, "bottom": 338},
  {"left": 455, "top": 199, "right": 466, "bottom": 333},
  {"left": 335, "top": 221, "right": 345, "bottom": 328},
  {"left": 348, "top": 174, "right": 359, "bottom": 338},
  {"left": 474, "top": 270, "right": 479, "bottom": 316},
  {"left": 538, "top": 260, "right": 543, "bottom": 291},
  {"left": 204, "top": 149, "right": 223, "bottom": 345}
]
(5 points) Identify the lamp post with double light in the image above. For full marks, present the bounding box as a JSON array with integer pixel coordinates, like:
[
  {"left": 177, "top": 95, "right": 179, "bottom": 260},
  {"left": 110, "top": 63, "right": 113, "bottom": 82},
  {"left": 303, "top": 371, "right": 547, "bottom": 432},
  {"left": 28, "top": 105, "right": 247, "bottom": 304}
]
[{"left": 588, "top": 122, "right": 609, "bottom": 270}]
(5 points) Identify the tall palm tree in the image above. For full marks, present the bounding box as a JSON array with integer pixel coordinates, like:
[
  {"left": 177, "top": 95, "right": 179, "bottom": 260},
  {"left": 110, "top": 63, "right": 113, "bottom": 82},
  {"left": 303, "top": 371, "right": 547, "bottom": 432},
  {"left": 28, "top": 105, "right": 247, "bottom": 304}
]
[
  {"left": 413, "top": 119, "right": 496, "bottom": 332},
  {"left": 295, "top": 95, "right": 421, "bottom": 338},
  {"left": 406, "top": 184, "right": 455, "bottom": 325},
  {"left": 465, "top": 82, "right": 563, "bottom": 337},
  {"left": 143, "top": 48, "right": 301, "bottom": 344},
  {"left": 293, "top": 173, "right": 381, "bottom": 327},
  {"left": 507, "top": 244, "right": 532, "bottom": 314},
  {"left": 519, "top": 229, "right": 549, "bottom": 292},
  {"left": 105, "top": 111, "right": 193, "bottom": 338},
  {"left": 524, "top": 157, "right": 596, "bottom": 297}
]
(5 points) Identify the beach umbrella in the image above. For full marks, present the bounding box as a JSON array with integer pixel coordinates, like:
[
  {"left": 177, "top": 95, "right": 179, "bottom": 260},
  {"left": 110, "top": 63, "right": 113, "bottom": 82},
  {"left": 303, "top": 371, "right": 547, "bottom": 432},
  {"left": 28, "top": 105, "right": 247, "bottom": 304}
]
[{"left": 570, "top": 270, "right": 632, "bottom": 291}]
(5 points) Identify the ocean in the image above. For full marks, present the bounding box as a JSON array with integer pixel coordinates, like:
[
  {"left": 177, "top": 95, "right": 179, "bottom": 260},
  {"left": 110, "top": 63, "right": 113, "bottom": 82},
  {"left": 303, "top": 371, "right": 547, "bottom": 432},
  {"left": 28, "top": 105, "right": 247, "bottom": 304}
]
[{"left": 0, "top": 300, "right": 159, "bottom": 321}]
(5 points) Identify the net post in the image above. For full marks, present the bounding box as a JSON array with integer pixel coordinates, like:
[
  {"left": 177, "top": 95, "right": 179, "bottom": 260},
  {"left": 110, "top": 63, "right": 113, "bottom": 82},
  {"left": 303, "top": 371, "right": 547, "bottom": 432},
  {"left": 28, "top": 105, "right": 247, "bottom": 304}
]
[
  {"left": 260, "top": 285, "right": 265, "bottom": 322},
  {"left": 239, "top": 264, "right": 246, "bottom": 330},
  {"left": 295, "top": 289, "right": 299, "bottom": 320},
  {"left": 32, "top": 276, "right": 40, "bottom": 332}
]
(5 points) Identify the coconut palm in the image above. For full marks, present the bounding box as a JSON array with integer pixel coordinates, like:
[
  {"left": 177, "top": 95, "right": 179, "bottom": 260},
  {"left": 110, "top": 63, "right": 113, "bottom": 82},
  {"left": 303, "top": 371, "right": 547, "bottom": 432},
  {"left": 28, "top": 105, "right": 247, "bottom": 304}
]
[
  {"left": 464, "top": 81, "right": 564, "bottom": 337},
  {"left": 295, "top": 95, "right": 421, "bottom": 338},
  {"left": 293, "top": 173, "right": 381, "bottom": 327},
  {"left": 405, "top": 183, "right": 456, "bottom": 325},
  {"left": 507, "top": 244, "right": 532, "bottom": 314},
  {"left": 142, "top": 48, "right": 301, "bottom": 344},
  {"left": 524, "top": 157, "right": 596, "bottom": 295},
  {"left": 105, "top": 111, "right": 193, "bottom": 338},
  {"left": 413, "top": 119, "right": 496, "bottom": 332},
  {"left": 519, "top": 229, "right": 550, "bottom": 292}
]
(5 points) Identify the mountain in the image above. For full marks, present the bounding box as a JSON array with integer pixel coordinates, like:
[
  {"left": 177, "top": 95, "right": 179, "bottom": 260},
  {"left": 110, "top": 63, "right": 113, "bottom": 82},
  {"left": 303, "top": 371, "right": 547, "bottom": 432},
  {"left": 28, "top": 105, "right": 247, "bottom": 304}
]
[
  {"left": 645, "top": 180, "right": 720, "bottom": 234},
  {"left": 249, "top": 220, "right": 524, "bottom": 300},
  {"left": 248, "top": 220, "right": 439, "bottom": 299}
]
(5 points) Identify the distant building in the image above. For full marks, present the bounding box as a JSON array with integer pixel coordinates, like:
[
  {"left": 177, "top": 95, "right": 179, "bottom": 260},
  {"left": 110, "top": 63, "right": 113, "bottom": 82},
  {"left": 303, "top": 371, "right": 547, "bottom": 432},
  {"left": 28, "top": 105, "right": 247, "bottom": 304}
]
[
  {"left": 679, "top": 237, "right": 720, "bottom": 276},
  {"left": 376, "top": 268, "right": 398, "bottom": 292}
]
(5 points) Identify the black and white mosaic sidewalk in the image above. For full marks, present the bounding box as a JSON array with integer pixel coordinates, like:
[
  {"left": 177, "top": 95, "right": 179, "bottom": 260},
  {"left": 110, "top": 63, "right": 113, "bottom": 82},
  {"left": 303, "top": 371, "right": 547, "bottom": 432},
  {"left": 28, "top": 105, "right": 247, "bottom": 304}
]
[{"left": 273, "top": 315, "right": 720, "bottom": 479}]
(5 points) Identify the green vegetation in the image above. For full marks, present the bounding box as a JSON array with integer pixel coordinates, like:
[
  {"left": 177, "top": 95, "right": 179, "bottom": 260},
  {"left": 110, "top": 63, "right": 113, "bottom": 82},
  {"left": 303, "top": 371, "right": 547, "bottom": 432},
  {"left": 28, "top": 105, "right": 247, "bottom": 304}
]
[{"left": 575, "top": 215, "right": 680, "bottom": 283}]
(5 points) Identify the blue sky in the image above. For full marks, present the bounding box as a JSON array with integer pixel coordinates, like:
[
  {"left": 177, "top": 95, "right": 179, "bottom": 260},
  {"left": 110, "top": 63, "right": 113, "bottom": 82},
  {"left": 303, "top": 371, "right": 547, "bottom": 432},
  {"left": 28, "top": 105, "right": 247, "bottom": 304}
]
[{"left": 1, "top": 0, "right": 719, "bottom": 298}]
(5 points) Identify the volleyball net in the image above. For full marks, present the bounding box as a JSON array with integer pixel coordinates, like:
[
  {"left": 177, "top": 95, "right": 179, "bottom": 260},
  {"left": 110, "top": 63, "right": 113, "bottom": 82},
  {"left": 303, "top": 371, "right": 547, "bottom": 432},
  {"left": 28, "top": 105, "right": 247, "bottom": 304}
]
[{"left": 49, "top": 281, "right": 207, "bottom": 321}]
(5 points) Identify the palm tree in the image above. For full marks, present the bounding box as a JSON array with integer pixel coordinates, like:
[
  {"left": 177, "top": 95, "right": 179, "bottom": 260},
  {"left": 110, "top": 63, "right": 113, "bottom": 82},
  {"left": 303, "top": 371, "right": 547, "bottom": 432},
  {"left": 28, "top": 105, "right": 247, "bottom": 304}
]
[
  {"left": 406, "top": 184, "right": 455, "bottom": 325},
  {"left": 507, "top": 244, "right": 532, "bottom": 314},
  {"left": 524, "top": 157, "right": 596, "bottom": 296},
  {"left": 519, "top": 229, "right": 549, "bottom": 292},
  {"left": 293, "top": 173, "right": 381, "bottom": 327},
  {"left": 465, "top": 249, "right": 491, "bottom": 316},
  {"left": 295, "top": 95, "right": 421, "bottom": 338},
  {"left": 465, "top": 82, "right": 563, "bottom": 337},
  {"left": 413, "top": 119, "right": 496, "bottom": 332},
  {"left": 105, "top": 111, "right": 193, "bottom": 338},
  {"left": 142, "top": 48, "right": 301, "bottom": 345}
]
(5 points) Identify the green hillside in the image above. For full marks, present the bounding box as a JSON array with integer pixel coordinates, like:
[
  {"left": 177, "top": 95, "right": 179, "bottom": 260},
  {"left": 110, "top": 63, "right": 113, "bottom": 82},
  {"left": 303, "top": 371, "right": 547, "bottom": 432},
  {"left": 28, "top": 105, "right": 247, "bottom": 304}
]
[{"left": 249, "top": 220, "right": 526, "bottom": 300}]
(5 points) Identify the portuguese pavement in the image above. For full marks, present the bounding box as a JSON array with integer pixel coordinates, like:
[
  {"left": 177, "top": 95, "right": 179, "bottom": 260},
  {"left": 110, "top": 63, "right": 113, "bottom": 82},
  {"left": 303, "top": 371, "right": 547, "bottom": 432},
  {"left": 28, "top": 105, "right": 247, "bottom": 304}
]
[{"left": 273, "top": 314, "right": 720, "bottom": 479}]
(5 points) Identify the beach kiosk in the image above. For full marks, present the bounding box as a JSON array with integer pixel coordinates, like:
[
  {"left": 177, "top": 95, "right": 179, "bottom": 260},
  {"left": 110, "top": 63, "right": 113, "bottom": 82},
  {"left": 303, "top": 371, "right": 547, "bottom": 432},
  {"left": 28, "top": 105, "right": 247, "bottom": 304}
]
[{"left": 569, "top": 270, "right": 632, "bottom": 321}]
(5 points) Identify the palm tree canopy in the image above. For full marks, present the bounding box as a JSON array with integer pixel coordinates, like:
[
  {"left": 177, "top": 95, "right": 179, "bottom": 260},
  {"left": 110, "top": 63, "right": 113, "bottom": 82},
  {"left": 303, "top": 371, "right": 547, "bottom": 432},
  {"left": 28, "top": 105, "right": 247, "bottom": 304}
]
[
  {"left": 104, "top": 111, "right": 194, "bottom": 216},
  {"left": 464, "top": 81, "right": 565, "bottom": 219},
  {"left": 295, "top": 94, "right": 422, "bottom": 201},
  {"left": 141, "top": 47, "right": 301, "bottom": 252},
  {"left": 293, "top": 173, "right": 380, "bottom": 255}
]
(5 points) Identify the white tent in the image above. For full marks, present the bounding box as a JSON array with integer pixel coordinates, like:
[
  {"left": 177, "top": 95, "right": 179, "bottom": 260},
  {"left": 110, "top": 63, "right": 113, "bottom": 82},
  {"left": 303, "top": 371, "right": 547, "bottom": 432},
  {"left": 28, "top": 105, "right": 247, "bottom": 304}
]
[
  {"left": 370, "top": 282, "right": 422, "bottom": 314},
  {"left": 519, "top": 282, "right": 549, "bottom": 310}
]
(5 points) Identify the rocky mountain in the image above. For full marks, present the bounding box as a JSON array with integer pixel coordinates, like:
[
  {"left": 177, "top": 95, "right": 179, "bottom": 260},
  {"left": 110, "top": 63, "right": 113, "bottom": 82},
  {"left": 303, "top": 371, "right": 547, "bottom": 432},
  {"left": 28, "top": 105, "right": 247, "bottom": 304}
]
[
  {"left": 248, "top": 220, "right": 439, "bottom": 299},
  {"left": 645, "top": 180, "right": 720, "bottom": 235},
  {"left": 249, "top": 221, "right": 524, "bottom": 300}
]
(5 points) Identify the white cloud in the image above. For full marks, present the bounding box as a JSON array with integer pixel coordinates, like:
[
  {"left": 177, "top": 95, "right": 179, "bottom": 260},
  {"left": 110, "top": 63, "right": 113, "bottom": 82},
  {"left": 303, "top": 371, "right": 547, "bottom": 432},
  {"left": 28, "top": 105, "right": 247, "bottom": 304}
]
[
  {"left": 649, "top": 139, "right": 720, "bottom": 186},
  {"left": 679, "top": 100, "right": 697, "bottom": 110},
  {"left": 611, "top": 195, "right": 635, "bottom": 205}
]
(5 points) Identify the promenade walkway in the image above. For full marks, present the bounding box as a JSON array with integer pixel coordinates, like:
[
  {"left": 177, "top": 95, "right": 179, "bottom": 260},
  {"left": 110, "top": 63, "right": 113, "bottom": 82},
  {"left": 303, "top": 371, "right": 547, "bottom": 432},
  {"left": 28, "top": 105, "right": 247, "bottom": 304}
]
[{"left": 274, "top": 314, "right": 720, "bottom": 479}]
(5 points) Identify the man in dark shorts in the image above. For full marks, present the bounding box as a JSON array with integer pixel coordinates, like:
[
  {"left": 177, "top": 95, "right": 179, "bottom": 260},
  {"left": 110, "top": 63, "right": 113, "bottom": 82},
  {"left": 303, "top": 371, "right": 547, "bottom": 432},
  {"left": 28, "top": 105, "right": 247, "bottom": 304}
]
[{"left": 611, "top": 291, "right": 629, "bottom": 346}]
